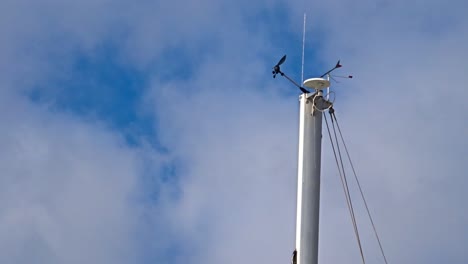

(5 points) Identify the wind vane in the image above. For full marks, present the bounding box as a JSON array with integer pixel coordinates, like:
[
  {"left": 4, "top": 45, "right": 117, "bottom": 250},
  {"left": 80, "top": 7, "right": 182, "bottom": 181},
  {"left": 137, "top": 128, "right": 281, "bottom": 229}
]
[{"left": 272, "top": 55, "right": 311, "bottom": 94}]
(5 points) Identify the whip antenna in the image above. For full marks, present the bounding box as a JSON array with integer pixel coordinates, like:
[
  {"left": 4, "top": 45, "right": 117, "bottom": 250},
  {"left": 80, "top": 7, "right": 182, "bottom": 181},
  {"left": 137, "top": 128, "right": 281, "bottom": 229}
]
[{"left": 301, "top": 13, "right": 306, "bottom": 84}]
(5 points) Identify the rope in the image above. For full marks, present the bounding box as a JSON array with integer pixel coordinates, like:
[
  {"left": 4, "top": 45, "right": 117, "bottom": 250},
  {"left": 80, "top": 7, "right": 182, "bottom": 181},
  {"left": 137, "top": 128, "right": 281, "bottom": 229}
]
[
  {"left": 331, "top": 112, "right": 389, "bottom": 264},
  {"left": 324, "top": 113, "right": 366, "bottom": 264}
]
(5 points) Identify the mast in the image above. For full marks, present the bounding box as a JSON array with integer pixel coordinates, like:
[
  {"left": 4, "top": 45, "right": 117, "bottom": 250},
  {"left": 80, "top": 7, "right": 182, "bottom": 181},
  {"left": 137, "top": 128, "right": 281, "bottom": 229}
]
[
  {"left": 294, "top": 80, "right": 332, "bottom": 264},
  {"left": 271, "top": 55, "right": 333, "bottom": 264}
]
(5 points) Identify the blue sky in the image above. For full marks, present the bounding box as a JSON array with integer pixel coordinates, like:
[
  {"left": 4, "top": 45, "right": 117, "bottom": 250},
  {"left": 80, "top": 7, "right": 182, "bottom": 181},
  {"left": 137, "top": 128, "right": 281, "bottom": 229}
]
[{"left": 0, "top": 0, "right": 467, "bottom": 263}]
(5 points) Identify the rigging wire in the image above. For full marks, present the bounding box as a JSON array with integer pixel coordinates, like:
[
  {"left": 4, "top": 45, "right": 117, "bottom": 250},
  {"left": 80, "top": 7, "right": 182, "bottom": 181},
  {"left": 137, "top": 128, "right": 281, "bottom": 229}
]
[
  {"left": 324, "top": 112, "right": 366, "bottom": 264},
  {"left": 331, "top": 112, "right": 389, "bottom": 264},
  {"left": 329, "top": 110, "right": 366, "bottom": 264}
]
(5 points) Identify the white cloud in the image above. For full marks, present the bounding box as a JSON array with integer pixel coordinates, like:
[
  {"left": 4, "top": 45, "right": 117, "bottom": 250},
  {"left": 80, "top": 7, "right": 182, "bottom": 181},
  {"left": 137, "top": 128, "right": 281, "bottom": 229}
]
[
  {"left": 0, "top": 0, "right": 467, "bottom": 263},
  {"left": 149, "top": 1, "right": 468, "bottom": 264},
  {"left": 0, "top": 92, "right": 150, "bottom": 263}
]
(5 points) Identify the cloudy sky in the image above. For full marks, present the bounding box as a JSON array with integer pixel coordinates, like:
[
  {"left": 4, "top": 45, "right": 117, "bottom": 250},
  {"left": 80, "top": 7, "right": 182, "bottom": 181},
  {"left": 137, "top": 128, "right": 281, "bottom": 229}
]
[{"left": 0, "top": 0, "right": 467, "bottom": 263}]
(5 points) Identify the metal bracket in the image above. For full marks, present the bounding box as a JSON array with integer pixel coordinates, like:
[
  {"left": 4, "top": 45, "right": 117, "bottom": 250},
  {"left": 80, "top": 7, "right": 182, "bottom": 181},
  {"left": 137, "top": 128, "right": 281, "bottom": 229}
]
[{"left": 309, "top": 91, "right": 332, "bottom": 116}]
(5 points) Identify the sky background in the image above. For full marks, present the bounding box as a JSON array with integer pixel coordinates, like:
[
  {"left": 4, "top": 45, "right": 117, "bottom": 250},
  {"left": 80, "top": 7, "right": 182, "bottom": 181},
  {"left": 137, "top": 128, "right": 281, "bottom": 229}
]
[{"left": 0, "top": 0, "right": 467, "bottom": 263}]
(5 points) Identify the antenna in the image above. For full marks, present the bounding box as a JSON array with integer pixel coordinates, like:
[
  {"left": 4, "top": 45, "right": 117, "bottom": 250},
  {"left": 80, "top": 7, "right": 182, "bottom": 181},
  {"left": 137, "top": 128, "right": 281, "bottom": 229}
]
[{"left": 301, "top": 13, "right": 306, "bottom": 84}]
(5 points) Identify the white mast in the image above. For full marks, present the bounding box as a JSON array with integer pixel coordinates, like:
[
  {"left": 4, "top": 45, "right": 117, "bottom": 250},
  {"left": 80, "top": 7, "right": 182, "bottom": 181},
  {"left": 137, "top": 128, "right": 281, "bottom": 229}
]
[
  {"left": 294, "top": 79, "right": 331, "bottom": 264},
  {"left": 271, "top": 55, "right": 333, "bottom": 264}
]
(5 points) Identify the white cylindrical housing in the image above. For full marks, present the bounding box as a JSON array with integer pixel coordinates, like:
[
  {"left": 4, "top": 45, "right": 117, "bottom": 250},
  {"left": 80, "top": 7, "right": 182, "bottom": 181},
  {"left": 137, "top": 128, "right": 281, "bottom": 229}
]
[{"left": 295, "top": 93, "right": 323, "bottom": 264}]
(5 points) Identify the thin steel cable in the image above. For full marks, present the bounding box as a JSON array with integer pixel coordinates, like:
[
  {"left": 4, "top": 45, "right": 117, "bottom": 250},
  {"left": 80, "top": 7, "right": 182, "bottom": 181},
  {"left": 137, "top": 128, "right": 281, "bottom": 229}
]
[
  {"left": 324, "top": 113, "right": 366, "bottom": 264},
  {"left": 325, "top": 114, "right": 363, "bottom": 263},
  {"left": 324, "top": 113, "right": 352, "bottom": 213},
  {"left": 332, "top": 112, "right": 389, "bottom": 264},
  {"left": 330, "top": 112, "right": 366, "bottom": 264}
]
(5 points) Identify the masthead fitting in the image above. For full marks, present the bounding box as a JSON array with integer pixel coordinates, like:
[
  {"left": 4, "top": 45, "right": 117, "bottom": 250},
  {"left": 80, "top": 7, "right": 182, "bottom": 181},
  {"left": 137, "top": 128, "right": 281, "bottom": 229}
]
[{"left": 303, "top": 78, "right": 330, "bottom": 90}]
